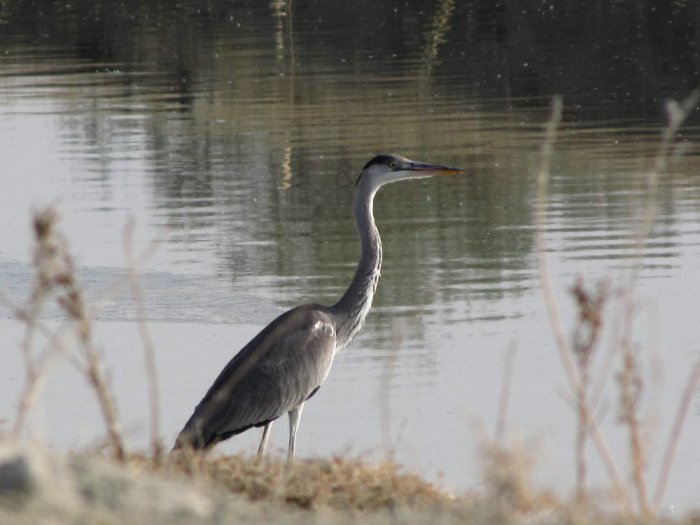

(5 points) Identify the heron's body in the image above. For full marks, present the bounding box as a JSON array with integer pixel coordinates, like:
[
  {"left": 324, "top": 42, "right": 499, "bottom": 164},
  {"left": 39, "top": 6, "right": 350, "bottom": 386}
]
[{"left": 174, "top": 154, "right": 462, "bottom": 457}]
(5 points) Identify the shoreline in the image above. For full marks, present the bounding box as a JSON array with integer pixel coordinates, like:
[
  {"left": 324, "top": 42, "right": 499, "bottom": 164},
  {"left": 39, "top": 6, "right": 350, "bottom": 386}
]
[{"left": 1, "top": 441, "right": 691, "bottom": 525}]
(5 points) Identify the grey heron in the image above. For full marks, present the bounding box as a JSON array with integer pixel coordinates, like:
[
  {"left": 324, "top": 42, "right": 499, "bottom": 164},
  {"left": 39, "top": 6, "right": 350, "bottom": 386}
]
[{"left": 174, "top": 154, "right": 463, "bottom": 459}]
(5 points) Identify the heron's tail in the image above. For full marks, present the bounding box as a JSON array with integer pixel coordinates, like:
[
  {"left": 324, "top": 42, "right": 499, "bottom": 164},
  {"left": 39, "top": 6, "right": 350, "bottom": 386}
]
[{"left": 171, "top": 421, "right": 219, "bottom": 452}]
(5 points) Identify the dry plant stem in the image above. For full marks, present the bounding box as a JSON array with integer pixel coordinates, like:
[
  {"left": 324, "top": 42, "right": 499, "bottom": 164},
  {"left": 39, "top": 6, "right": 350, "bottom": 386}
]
[
  {"left": 15, "top": 229, "right": 54, "bottom": 435},
  {"left": 534, "top": 97, "right": 631, "bottom": 511},
  {"left": 60, "top": 272, "right": 126, "bottom": 461},
  {"left": 645, "top": 92, "right": 700, "bottom": 241},
  {"left": 12, "top": 330, "right": 80, "bottom": 437},
  {"left": 573, "top": 307, "right": 590, "bottom": 505},
  {"left": 3, "top": 211, "right": 89, "bottom": 437},
  {"left": 29, "top": 208, "right": 126, "bottom": 460},
  {"left": 618, "top": 348, "right": 648, "bottom": 515},
  {"left": 571, "top": 279, "right": 609, "bottom": 506},
  {"left": 9, "top": 215, "right": 163, "bottom": 450},
  {"left": 495, "top": 342, "right": 516, "bottom": 443},
  {"left": 79, "top": 324, "right": 126, "bottom": 461},
  {"left": 574, "top": 384, "right": 587, "bottom": 505},
  {"left": 615, "top": 91, "right": 699, "bottom": 515},
  {"left": 653, "top": 356, "right": 700, "bottom": 509},
  {"left": 618, "top": 92, "right": 699, "bottom": 361},
  {"left": 617, "top": 287, "right": 649, "bottom": 515},
  {"left": 641, "top": 94, "right": 700, "bottom": 515},
  {"left": 21, "top": 295, "right": 44, "bottom": 381},
  {"left": 124, "top": 219, "right": 162, "bottom": 460},
  {"left": 574, "top": 350, "right": 589, "bottom": 507},
  {"left": 7, "top": 210, "right": 164, "bottom": 456},
  {"left": 534, "top": 96, "right": 576, "bottom": 389},
  {"left": 2, "top": 291, "right": 89, "bottom": 437},
  {"left": 534, "top": 97, "right": 588, "bottom": 491}
]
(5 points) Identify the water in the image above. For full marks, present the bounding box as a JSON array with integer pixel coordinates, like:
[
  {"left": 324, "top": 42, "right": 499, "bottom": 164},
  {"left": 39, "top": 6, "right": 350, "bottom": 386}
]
[{"left": 2, "top": 0, "right": 700, "bottom": 513}]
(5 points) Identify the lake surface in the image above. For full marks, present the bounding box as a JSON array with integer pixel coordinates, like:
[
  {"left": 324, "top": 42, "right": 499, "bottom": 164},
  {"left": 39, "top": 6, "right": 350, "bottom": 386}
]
[{"left": 2, "top": 0, "right": 700, "bottom": 514}]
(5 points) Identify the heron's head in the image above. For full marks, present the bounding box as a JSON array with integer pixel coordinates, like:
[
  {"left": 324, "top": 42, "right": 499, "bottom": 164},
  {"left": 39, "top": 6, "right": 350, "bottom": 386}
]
[{"left": 355, "top": 154, "right": 463, "bottom": 191}]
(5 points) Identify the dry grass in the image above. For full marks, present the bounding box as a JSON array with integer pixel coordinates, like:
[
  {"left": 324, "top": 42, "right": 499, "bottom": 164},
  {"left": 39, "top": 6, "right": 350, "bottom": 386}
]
[
  {"left": 124, "top": 452, "right": 455, "bottom": 513},
  {"left": 535, "top": 91, "right": 700, "bottom": 518},
  {"left": 479, "top": 440, "right": 559, "bottom": 515}
]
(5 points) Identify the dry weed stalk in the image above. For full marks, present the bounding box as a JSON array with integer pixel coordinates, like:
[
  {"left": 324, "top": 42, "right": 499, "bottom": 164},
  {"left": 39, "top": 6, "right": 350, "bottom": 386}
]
[
  {"left": 11, "top": 209, "right": 77, "bottom": 436},
  {"left": 494, "top": 342, "right": 517, "bottom": 443},
  {"left": 617, "top": 342, "right": 648, "bottom": 514},
  {"left": 124, "top": 218, "right": 162, "bottom": 461},
  {"left": 5, "top": 208, "right": 166, "bottom": 459},
  {"left": 11, "top": 208, "right": 126, "bottom": 460},
  {"left": 535, "top": 97, "right": 629, "bottom": 511},
  {"left": 614, "top": 90, "right": 699, "bottom": 515},
  {"left": 570, "top": 278, "right": 609, "bottom": 506},
  {"left": 7, "top": 289, "right": 86, "bottom": 438},
  {"left": 535, "top": 96, "right": 575, "bottom": 388},
  {"left": 652, "top": 352, "right": 700, "bottom": 509},
  {"left": 6, "top": 210, "right": 84, "bottom": 437},
  {"left": 536, "top": 91, "right": 700, "bottom": 515}
]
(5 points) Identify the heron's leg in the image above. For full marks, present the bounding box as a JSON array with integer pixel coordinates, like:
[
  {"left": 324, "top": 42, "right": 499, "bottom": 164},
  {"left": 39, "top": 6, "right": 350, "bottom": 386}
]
[
  {"left": 258, "top": 422, "right": 272, "bottom": 455},
  {"left": 287, "top": 403, "right": 305, "bottom": 462}
]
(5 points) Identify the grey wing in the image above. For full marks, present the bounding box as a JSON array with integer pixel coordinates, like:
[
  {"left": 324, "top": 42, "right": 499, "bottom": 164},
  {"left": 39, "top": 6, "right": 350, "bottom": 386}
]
[{"left": 175, "top": 304, "right": 336, "bottom": 449}]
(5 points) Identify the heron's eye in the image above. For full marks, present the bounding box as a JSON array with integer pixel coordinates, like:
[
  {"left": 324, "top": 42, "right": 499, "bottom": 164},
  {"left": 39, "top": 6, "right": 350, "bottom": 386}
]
[{"left": 389, "top": 161, "right": 398, "bottom": 169}]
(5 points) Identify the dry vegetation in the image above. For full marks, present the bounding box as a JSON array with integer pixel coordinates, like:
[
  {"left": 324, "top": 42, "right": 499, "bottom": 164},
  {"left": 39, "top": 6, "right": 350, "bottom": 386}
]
[
  {"left": 129, "top": 453, "right": 454, "bottom": 512},
  {"left": 534, "top": 92, "right": 700, "bottom": 519},
  {"left": 2, "top": 94, "right": 700, "bottom": 524}
]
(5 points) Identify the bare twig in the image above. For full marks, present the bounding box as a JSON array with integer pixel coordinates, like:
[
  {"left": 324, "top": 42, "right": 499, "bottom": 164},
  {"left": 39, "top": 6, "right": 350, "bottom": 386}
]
[
  {"left": 630, "top": 91, "right": 699, "bottom": 282},
  {"left": 617, "top": 344, "right": 648, "bottom": 514},
  {"left": 11, "top": 326, "right": 83, "bottom": 438},
  {"left": 617, "top": 91, "right": 699, "bottom": 516},
  {"left": 4, "top": 212, "right": 164, "bottom": 448},
  {"left": 17, "top": 207, "right": 126, "bottom": 460},
  {"left": 570, "top": 278, "right": 609, "bottom": 506},
  {"left": 640, "top": 91, "right": 700, "bottom": 510},
  {"left": 6, "top": 210, "right": 88, "bottom": 437},
  {"left": 123, "top": 218, "right": 163, "bottom": 461},
  {"left": 80, "top": 325, "right": 126, "bottom": 460},
  {"left": 13, "top": 209, "right": 69, "bottom": 435},
  {"left": 534, "top": 96, "right": 578, "bottom": 389},
  {"left": 1, "top": 290, "right": 87, "bottom": 373},
  {"left": 495, "top": 342, "right": 517, "bottom": 443},
  {"left": 534, "top": 97, "right": 630, "bottom": 510},
  {"left": 652, "top": 355, "right": 700, "bottom": 509}
]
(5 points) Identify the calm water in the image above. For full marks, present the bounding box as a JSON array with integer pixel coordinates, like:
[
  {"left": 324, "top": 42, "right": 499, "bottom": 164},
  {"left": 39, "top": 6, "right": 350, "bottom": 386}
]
[{"left": 2, "top": 0, "right": 700, "bottom": 513}]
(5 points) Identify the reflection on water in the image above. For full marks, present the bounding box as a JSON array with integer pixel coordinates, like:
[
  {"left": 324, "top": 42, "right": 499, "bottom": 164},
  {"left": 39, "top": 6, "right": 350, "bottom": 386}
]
[{"left": 2, "top": 0, "right": 700, "bottom": 512}]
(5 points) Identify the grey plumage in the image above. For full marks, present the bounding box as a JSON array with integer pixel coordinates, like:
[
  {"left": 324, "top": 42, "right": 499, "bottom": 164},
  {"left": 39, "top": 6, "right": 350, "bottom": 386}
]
[{"left": 174, "top": 154, "right": 462, "bottom": 458}]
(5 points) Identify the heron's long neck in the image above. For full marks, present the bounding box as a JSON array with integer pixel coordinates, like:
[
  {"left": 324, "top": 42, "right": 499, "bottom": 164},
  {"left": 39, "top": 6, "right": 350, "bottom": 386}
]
[{"left": 332, "top": 184, "right": 382, "bottom": 350}]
